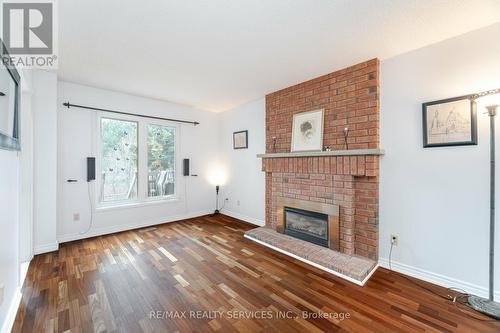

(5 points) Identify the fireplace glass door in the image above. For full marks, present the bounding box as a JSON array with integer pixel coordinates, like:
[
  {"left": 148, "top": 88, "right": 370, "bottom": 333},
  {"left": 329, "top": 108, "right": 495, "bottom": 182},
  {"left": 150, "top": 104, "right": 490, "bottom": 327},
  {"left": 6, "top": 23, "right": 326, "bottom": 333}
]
[{"left": 284, "top": 207, "right": 329, "bottom": 247}]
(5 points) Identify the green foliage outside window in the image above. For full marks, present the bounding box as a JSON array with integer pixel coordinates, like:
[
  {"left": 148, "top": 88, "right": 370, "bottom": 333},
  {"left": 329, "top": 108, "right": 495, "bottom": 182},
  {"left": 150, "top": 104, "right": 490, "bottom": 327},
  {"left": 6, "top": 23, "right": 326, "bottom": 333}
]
[
  {"left": 100, "top": 118, "right": 138, "bottom": 202},
  {"left": 148, "top": 125, "right": 175, "bottom": 197}
]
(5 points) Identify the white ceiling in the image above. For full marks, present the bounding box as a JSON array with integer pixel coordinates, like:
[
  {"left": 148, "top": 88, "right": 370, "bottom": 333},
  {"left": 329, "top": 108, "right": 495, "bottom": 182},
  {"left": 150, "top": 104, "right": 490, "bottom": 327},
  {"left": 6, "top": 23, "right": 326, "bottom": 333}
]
[{"left": 58, "top": 0, "right": 500, "bottom": 112}]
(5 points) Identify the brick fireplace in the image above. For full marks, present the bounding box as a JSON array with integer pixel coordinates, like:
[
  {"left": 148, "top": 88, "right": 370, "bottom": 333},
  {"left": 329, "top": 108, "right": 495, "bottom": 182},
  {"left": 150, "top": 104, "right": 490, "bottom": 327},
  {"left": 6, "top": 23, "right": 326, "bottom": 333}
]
[{"left": 261, "top": 59, "right": 380, "bottom": 260}]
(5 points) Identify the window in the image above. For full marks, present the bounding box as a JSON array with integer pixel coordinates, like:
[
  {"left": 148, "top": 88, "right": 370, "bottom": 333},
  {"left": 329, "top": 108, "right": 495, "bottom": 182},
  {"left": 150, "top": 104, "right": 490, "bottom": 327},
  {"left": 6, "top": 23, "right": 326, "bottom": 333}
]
[
  {"left": 148, "top": 124, "right": 176, "bottom": 198},
  {"left": 98, "top": 116, "right": 177, "bottom": 207},
  {"left": 100, "top": 118, "right": 138, "bottom": 203}
]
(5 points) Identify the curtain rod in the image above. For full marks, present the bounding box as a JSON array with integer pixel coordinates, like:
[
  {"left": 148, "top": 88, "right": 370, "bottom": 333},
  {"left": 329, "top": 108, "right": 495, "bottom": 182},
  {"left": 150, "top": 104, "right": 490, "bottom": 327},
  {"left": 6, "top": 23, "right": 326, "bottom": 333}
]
[{"left": 63, "top": 102, "right": 200, "bottom": 125}]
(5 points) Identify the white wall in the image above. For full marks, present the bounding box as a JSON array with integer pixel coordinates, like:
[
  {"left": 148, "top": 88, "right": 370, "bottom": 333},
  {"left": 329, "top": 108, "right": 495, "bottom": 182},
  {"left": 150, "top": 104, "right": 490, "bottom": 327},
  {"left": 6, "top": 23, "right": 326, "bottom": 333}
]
[
  {"left": 0, "top": 68, "right": 34, "bottom": 333},
  {"left": 0, "top": 149, "right": 20, "bottom": 332},
  {"left": 218, "top": 98, "right": 265, "bottom": 225},
  {"left": 380, "top": 22, "right": 500, "bottom": 299},
  {"left": 32, "top": 70, "right": 59, "bottom": 254},
  {"left": 57, "top": 82, "right": 219, "bottom": 241}
]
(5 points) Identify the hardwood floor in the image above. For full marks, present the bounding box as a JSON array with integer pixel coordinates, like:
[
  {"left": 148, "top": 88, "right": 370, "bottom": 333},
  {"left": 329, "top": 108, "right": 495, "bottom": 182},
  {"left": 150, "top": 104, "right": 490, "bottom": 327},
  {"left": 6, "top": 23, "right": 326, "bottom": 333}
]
[{"left": 13, "top": 215, "right": 499, "bottom": 332}]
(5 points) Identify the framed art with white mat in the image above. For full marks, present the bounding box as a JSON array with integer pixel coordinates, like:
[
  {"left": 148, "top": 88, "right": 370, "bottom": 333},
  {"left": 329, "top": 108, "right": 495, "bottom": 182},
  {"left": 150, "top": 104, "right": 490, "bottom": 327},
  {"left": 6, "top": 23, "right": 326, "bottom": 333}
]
[
  {"left": 422, "top": 95, "right": 477, "bottom": 148},
  {"left": 291, "top": 109, "right": 324, "bottom": 152}
]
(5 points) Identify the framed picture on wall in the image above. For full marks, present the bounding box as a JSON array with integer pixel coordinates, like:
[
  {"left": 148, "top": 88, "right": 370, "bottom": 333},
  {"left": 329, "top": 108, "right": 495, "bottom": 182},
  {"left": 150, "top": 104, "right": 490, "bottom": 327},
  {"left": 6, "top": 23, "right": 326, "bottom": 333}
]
[
  {"left": 422, "top": 95, "right": 477, "bottom": 148},
  {"left": 291, "top": 109, "right": 324, "bottom": 152},
  {"left": 233, "top": 130, "right": 248, "bottom": 149}
]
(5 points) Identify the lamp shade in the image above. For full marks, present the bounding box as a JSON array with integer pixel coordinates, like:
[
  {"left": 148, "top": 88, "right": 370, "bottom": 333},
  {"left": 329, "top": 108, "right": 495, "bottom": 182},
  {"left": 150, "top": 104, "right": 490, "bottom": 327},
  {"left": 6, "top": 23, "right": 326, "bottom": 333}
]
[{"left": 207, "top": 163, "right": 227, "bottom": 186}]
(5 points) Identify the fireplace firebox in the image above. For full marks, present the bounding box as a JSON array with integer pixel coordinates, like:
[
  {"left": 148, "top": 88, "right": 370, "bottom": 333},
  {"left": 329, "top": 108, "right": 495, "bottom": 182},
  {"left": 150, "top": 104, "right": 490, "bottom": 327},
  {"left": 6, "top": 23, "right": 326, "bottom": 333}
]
[{"left": 284, "top": 207, "right": 329, "bottom": 248}]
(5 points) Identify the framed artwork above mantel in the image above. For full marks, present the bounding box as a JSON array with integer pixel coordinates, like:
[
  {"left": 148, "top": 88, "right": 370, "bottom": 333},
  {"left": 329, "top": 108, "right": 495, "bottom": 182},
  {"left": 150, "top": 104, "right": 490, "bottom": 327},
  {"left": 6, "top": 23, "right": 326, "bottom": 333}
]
[
  {"left": 291, "top": 109, "right": 324, "bottom": 152},
  {"left": 422, "top": 95, "right": 477, "bottom": 148}
]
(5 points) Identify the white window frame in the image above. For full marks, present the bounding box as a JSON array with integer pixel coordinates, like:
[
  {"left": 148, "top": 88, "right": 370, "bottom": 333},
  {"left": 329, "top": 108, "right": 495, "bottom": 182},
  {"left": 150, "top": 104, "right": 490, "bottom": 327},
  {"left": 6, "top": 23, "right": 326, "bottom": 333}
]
[{"left": 95, "top": 112, "right": 180, "bottom": 209}]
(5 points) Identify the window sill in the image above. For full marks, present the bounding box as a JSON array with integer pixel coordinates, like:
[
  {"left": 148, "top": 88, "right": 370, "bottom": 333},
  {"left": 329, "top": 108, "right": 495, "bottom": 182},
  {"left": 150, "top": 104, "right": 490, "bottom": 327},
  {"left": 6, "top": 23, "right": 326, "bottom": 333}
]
[{"left": 96, "top": 197, "right": 180, "bottom": 212}]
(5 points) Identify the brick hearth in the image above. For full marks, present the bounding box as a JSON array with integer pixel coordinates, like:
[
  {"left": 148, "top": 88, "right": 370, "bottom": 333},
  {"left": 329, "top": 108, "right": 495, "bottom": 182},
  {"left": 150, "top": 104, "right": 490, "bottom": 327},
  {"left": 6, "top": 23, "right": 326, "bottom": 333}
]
[{"left": 262, "top": 59, "right": 380, "bottom": 260}]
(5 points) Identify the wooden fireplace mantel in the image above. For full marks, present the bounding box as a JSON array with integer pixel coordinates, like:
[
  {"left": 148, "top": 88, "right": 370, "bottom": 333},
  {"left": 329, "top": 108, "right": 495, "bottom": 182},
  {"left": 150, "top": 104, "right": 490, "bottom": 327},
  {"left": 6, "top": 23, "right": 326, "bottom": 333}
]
[{"left": 257, "top": 148, "right": 384, "bottom": 159}]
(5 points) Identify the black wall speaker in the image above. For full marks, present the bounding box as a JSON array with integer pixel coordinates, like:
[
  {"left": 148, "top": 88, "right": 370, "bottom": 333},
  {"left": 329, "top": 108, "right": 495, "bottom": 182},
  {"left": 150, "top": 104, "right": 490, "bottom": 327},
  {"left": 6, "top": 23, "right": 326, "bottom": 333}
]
[
  {"left": 183, "top": 158, "right": 190, "bottom": 176},
  {"left": 87, "top": 157, "right": 96, "bottom": 182}
]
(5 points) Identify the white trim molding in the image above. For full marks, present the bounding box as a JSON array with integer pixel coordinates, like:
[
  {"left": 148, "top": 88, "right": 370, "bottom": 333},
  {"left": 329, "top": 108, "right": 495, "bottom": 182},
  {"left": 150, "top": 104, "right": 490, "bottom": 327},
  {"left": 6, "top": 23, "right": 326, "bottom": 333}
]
[
  {"left": 34, "top": 242, "right": 59, "bottom": 255},
  {"left": 244, "top": 234, "right": 378, "bottom": 286},
  {"left": 19, "top": 262, "right": 30, "bottom": 287},
  {"left": 58, "top": 209, "right": 212, "bottom": 244},
  {"left": 378, "top": 258, "right": 500, "bottom": 302},
  {"left": 0, "top": 287, "right": 22, "bottom": 333},
  {"left": 222, "top": 211, "right": 265, "bottom": 226},
  {"left": 0, "top": 260, "right": 31, "bottom": 333}
]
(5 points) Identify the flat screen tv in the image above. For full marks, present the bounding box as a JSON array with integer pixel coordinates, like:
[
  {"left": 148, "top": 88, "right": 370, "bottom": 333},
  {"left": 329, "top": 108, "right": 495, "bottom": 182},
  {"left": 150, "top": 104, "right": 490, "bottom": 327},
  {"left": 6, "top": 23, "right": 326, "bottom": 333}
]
[{"left": 0, "top": 39, "right": 21, "bottom": 151}]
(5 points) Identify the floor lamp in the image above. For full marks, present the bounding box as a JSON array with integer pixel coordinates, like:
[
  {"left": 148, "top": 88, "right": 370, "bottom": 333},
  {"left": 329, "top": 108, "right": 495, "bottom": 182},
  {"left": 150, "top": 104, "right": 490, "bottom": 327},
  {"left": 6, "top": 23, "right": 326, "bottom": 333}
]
[
  {"left": 212, "top": 185, "right": 220, "bottom": 215},
  {"left": 468, "top": 89, "right": 500, "bottom": 319},
  {"left": 208, "top": 166, "right": 226, "bottom": 216}
]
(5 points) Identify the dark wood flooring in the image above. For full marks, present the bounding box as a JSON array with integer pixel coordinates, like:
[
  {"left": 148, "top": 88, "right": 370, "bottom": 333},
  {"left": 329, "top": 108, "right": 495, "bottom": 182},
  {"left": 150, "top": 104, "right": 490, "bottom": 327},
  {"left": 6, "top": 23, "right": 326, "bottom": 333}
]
[{"left": 13, "top": 215, "right": 500, "bottom": 332}]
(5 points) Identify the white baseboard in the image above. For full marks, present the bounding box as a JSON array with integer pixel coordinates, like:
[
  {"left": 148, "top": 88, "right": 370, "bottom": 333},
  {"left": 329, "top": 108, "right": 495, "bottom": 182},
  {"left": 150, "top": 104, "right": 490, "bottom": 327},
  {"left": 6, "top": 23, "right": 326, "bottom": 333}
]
[
  {"left": 57, "top": 209, "right": 212, "bottom": 244},
  {"left": 0, "top": 260, "right": 31, "bottom": 333},
  {"left": 379, "top": 258, "right": 500, "bottom": 301},
  {"left": 222, "top": 210, "right": 265, "bottom": 226},
  {"left": 0, "top": 287, "right": 22, "bottom": 333},
  {"left": 19, "top": 261, "right": 30, "bottom": 287},
  {"left": 245, "top": 234, "right": 378, "bottom": 286},
  {"left": 34, "top": 242, "right": 59, "bottom": 255}
]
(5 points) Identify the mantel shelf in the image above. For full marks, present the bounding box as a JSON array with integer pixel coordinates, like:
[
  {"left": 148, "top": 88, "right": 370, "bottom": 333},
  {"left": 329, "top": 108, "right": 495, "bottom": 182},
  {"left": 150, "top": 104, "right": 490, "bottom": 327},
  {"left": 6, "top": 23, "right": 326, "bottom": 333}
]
[{"left": 257, "top": 148, "right": 385, "bottom": 159}]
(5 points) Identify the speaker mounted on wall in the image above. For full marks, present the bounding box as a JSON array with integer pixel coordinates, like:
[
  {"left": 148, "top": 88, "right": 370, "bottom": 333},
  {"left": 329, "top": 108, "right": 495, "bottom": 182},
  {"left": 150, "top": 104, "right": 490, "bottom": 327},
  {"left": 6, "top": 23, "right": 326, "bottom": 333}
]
[
  {"left": 183, "top": 158, "right": 190, "bottom": 176},
  {"left": 87, "top": 157, "right": 96, "bottom": 182}
]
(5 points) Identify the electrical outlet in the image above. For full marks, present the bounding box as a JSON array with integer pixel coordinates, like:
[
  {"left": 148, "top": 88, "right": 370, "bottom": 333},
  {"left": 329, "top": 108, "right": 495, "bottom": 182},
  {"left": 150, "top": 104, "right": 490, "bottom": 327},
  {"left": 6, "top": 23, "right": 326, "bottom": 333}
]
[
  {"left": 73, "top": 213, "right": 80, "bottom": 221},
  {"left": 237, "top": 200, "right": 240, "bottom": 206},
  {"left": 390, "top": 234, "right": 398, "bottom": 246},
  {"left": 0, "top": 284, "right": 4, "bottom": 306}
]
